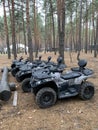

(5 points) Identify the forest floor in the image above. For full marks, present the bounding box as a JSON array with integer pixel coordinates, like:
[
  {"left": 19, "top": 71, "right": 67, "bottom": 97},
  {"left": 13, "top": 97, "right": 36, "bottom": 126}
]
[{"left": 0, "top": 51, "right": 98, "bottom": 130}]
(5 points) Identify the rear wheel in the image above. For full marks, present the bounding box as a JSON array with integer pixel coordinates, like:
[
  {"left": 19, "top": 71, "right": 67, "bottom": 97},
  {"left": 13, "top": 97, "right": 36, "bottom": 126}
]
[
  {"left": 79, "top": 81, "right": 94, "bottom": 100},
  {"left": 11, "top": 68, "right": 18, "bottom": 77},
  {"left": 36, "top": 87, "right": 57, "bottom": 108},
  {"left": 22, "top": 78, "right": 31, "bottom": 92},
  {"left": 15, "top": 72, "right": 23, "bottom": 82},
  {"left": 11, "top": 64, "right": 15, "bottom": 69}
]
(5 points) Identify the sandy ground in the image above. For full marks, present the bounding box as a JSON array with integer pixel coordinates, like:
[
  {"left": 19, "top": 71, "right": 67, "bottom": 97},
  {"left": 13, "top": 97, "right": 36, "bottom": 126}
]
[{"left": 0, "top": 51, "right": 98, "bottom": 130}]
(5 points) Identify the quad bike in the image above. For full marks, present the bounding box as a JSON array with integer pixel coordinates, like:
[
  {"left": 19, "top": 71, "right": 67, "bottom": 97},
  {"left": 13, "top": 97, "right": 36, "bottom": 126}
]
[
  {"left": 15, "top": 56, "right": 53, "bottom": 82},
  {"left": 15, "top": 63, "right": 37, "bottom": 82},
  {"left": 15, "top": 56, "right": 52, "bottom": 82},
  {"left": 11, "top": 56, "right": 42, "bottom": 77},
  {"left": 11, "top": 57, "right": 30, "bottom": 77},
  {"left": 21, "top": 57, "right": 66, "bottom": 93},
  {"left": 30, "top": 59, "right": 95, "bottom": 108},
  {"left": 11, "top": 56, "right": 24, "bottom": 69}
]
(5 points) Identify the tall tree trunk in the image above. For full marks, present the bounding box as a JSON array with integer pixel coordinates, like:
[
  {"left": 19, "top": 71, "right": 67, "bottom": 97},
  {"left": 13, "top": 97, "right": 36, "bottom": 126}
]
[
  {"left": 57, "top": 0, "right": 65, "bottom": 63},
  {"left": 21, "top": 0, "right": 27, "bottom": 55},
  {"left": 44, "top": 3, "right": 47, "bottom": 53},
  {"left": 50, "top": 0, "right": 56, "bottom": 54},
  {"left": 92, "top": 0, "right": 96, "bottom": 57},
  {"left": 95, "top": 13, "right": 98, "bottom": 57},
  {"left": 75, "top": 2, "right": 78, "bottom": 52},
  {"left": 91, "top": 2, "right": 95, "bottom": 54},
  {"left": 85, "top": 0, "right": 88, "bottom": 54},
  {"left": 34, "top": 0, "right": 39, "bottom": 58},
  {"left": 11, "top": 0, "right": 17, "bottom": 59},
  {"left": 77, "top": 0, "right": 82, "bottom": 61},
  {"left": 8, "top": 0, "right": 13, "bottom": 49},
  {"left": 3, "top": 0, "right": 11, "bottom": 59},
  {"left": 82, "top": 20, "right": 85, "bottom": 51},
  {"left": 91, "top": 23, "right": 93, "bottom": 53},
  {"left": 49, "top": 16, "right": 53, "bottom": 51},
  {"left": 17, "top": 23, "right": 20, "bottom": 53},
  {"left": 70, "top": 12, "right": 73, "bottom": 51},
  {"left": 26, "top": 0, "right": 33, "bottom": 61},
  {"left": 96, "top": 15, "right": 98, "bottom": 54},
  {"left": 69, "top": 13, "right": 73, "bottom": 63},
  {"left": 89, "top": 16, "right": 91, "bottom": 52}
]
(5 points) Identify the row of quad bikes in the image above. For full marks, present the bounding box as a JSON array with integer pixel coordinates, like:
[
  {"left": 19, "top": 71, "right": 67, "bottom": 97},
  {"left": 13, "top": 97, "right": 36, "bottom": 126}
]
[{"left": 11, "top": 56, "right": 95, "bottom": 108}]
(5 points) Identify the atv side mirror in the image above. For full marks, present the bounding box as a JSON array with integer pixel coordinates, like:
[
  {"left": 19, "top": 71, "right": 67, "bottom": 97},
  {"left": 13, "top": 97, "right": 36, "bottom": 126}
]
[
  {"left": 39, "top": 56, "right": 42, "bottom": 61},
  {"left": 47, "top": 56, "right": 51, "bottom": 62},
  {"left": 57, "top": 57, "right": 63, "bottom": 64},
  {"left": 19, "top": 56, "right": 23, "bottom": 61}
]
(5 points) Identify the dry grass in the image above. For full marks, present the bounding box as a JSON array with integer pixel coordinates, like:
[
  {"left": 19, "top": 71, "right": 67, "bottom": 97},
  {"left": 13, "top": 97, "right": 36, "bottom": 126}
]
[{"left": 0, "top": 52, "right": 98, "bottom": 130}]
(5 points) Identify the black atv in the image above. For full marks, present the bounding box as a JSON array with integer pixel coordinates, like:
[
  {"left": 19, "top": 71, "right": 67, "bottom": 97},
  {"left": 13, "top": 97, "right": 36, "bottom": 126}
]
[
  {"left": 30, "top": 59, "right": 94, "bottom": 108},
  {"left": 11, "top": 58, "right": 29, "bottom": 77},
  {"left": 15, "top": 56, "right": 53, "bottom": 82},
  {"left": 21, "top": 57, "right": 66, "bottom": 93},
  {"left": 11, "top": 56, "right": 24, "bottom": 69},
  {"left": 11, "top": 56, "right": 42, "bottom": 77}
]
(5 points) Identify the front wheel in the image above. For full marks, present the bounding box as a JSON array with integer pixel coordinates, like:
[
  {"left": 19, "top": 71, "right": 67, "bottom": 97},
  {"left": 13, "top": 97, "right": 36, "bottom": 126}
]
[
  {"left": 11, "top": 68, "right": 18, "bottom": 77},
  {"left": 36, "top": 87, "right": 57, "bottom": 108},
  {"left": 15, "top": 72, "right": 23, "bottom": 82},
  {"left": 79, "top": 81, "right": 94, "bottom": 100},
  {"left": 21, "top": 78, "right": 31, "bottom": 92}
]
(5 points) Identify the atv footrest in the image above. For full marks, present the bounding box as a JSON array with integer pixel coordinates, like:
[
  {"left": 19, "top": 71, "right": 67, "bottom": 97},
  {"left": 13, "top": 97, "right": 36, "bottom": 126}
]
[
  {"left": 68, "top": 88, "right": 76, "bottom": 93},
  {"left": 59, "top": 91, "right": 78, "bottom": 99}
]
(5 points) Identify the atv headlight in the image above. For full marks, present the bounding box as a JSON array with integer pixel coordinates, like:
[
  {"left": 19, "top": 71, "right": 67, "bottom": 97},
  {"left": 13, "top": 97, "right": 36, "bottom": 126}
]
[
  {"left": 27, "top": 71, "right": 31, "bottom": 74},
  {"left": 36, "top": 81, "right": 41, "bottom": 85},
  {"left": 20, "top": 72, "right": 24, "bottom": 75}
]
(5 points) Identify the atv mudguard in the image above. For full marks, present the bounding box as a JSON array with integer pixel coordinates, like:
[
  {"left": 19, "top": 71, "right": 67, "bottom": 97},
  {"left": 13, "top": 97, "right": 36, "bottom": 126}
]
[{"left": 32, "top": 80, "right": 58, "bottom": 95}]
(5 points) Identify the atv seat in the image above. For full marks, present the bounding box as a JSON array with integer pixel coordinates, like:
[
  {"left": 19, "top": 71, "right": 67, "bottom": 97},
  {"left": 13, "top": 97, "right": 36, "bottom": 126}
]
[
  {"left": 35, "top": 73, "right": 51, "bottom": 79},
  {"left": 32, "top": 69, "right": 51, "bottom": 80},
  {"left": 61, "top": 72, "right": 81, "bottom": 80},
  {"left": 71, "top": 67, "right": 80, "bottom": 71},
  {"left": 71, "top": 67, "right": 94, "bottom": 76},
  {"left": 20, "top": 68, "right": 31, "bottom": 72},
  {"left": 20, "top": 64, "right": 37, "bottom": 72}
]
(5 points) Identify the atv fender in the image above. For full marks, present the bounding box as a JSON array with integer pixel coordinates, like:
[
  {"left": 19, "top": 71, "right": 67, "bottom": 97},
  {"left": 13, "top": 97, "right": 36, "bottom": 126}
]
[{"left": 32, "top": 80, "right": 58, "bottom": 95}]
